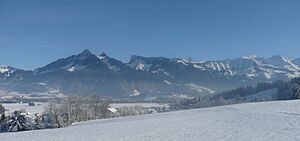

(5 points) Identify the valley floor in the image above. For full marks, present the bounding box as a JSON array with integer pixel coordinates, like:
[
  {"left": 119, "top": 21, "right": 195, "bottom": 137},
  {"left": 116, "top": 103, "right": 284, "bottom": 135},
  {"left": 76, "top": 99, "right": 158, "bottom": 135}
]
[{"left": 1, "top": 100, "right": 300, "bottom": 141}]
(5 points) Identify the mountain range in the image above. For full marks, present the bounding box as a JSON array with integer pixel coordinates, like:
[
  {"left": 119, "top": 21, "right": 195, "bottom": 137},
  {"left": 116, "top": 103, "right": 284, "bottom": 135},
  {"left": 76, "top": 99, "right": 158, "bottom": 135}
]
[{"left": 1, "top": 49, "right": 300, "bottom": 99}]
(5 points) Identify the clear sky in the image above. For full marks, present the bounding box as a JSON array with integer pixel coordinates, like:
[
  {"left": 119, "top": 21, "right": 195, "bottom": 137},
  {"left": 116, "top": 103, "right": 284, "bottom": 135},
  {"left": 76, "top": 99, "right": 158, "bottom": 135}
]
[{"left": 0, "top": 0, "right": 300, "bottom": 70}]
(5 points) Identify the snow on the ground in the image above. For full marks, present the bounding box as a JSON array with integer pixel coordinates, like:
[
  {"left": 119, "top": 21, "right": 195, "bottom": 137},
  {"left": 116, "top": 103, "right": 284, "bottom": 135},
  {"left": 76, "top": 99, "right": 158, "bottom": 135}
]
[
  {"left": 2, "top": 103, "right": 48, "bottom": 115},
  {"left": 2, "top": 100, "right": 300, "bottom": 141},
  {"left": 187, "top": 83, "right": 216, "bottom": 94},
  {"left": 110, "top": 103, "right": 164, "bottom": 108}
]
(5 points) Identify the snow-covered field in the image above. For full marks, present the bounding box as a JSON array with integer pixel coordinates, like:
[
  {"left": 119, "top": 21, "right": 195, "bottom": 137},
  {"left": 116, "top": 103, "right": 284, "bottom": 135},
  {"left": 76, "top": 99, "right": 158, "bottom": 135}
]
[
  {"left": 2, "top": 102, "right": 164, "bottom": 116},
  {"left": 2, "top": 100, "right": 300, "bottom": 141},
  {"left": 2, "top": 103, "right": 48, "bottom": 115},
  {"left": 110, "top": 103, "right": 165, "bottom": 108}
]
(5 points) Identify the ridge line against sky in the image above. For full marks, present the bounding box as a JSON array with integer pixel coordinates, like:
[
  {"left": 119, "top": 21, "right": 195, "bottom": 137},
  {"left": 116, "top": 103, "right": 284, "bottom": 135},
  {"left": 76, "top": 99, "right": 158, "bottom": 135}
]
[
  {"left": 0, "top": 49, "right": 298, "bottom": 71},
  {"left": 0, "top": 0, "right": 300, "bottom": 69}
]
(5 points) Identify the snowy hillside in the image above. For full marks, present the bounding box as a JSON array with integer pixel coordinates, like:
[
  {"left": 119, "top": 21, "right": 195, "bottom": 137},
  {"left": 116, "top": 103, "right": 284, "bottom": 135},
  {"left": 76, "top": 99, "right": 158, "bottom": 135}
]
[
  {"left": 0, "top": 65, "right": 18, "bottom": 77},
  {"left": 129, "top": 55, "right": 300, "bottom": 80},
  {"left": 2, "top": 100, "right": 300, "bottom": 141}
]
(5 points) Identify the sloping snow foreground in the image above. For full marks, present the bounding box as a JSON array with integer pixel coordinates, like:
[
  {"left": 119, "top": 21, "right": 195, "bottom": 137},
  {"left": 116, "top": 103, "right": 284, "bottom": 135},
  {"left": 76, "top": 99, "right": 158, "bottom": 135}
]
[{"left": 2, "top": 100, "right": 300, "bottom": 141}]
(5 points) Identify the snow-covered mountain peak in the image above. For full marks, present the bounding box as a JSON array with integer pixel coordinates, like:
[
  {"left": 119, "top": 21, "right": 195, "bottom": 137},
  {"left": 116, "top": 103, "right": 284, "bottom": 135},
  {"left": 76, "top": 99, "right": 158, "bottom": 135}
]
[
  {"left": 97, "top": 52, "right": 108, "bottom": 60},
  {"left": 4, "top": 51, "right": 300, "bottom": 97},
  {"left": 263, "top": 55, "right": 300, "bottom": 73},
  {"left": 174, "top": 58, "right": 190, "bottom": 65},
  {"left": 35, "top": 50, "right": 128, "bottom": 74},
  {"left": 242, "top": 55, "right": 258, "bottom": 60},
  {"left": 0, "top": 65, "right": 18, "bottom": 77},
  {"left": 0, "top": 65, "right": 18, "bottom": 73},
  {"left": 35, "top": 50, "right": 99, "bottom": 73},
  {"left": 240, "top": 55, "right": 267, "bottom": 64},
  {"left": 129, "top": 55, "right": 151, "bottom": 71},
  {"left": 0, "top": 65, "right": 10, "bottom": 73}
]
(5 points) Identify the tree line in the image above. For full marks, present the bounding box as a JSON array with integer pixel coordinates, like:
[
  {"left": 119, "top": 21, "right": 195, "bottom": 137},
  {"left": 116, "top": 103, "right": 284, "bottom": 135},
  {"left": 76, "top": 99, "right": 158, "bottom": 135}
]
[
  {"left": 0, "top": 95, "right": 159, "bottom": 132},
  {"left": 180, "top": 78, "right": 300, "bottom": 109}
]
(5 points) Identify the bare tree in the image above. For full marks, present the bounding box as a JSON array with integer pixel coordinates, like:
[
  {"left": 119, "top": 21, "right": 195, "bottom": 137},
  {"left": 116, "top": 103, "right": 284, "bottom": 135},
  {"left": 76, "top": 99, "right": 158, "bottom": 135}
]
[
  {"left": 44, "top": 96, "right": 112, "bottom": 127},
  {"left": 45, "top": 102, "right": 63, "bottom": 128}
]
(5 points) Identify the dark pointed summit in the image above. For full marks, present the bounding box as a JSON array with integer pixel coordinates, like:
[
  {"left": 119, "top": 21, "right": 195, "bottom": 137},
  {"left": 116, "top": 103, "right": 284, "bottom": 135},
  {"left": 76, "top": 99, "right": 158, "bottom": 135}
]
[
  {"left": 99, "top": 52, "right": 108, "bottom": 57},
  {"left": 79, "top": 49, "right": 92, "bottom": 56},
  {"left": 77, "top": 49, "right": 94, "bottom": 60}
]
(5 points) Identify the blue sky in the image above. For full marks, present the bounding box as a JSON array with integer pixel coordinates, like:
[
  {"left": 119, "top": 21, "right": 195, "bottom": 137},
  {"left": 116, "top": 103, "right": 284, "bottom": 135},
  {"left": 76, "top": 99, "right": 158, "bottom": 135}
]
[{"left": 0, "top": 0, "right": 300, "bottom": 70}]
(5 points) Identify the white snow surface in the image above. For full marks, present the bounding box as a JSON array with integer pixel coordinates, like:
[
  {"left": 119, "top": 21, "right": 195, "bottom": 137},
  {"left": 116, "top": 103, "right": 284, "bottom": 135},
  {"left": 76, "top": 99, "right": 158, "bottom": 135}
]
[
  {"left": 187, "top": 83, "right": 216, "bottom": 94},
  {"left": 129, "top": 89, "right": 141, "bottom": 97},
  {"left": 66, "top": 64, "right": 86, "bottom": 72},
  {"left": 110, "top": 103, "right": 164, "bottom": 108},
  {"left": 2, "top": 103, "right": 48, "bottom": 116},
  {"left": 0, "top": 65, "right": 16, "bottom": 76},
  {"left": 163, "top": 80, "right": 171, "bottom": 85},
  {"left": 0, "top": 66, "right": 10, "bottom": 73},
  {"left": 2, "top": 100, "right": 300, "bottom": 141}
]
